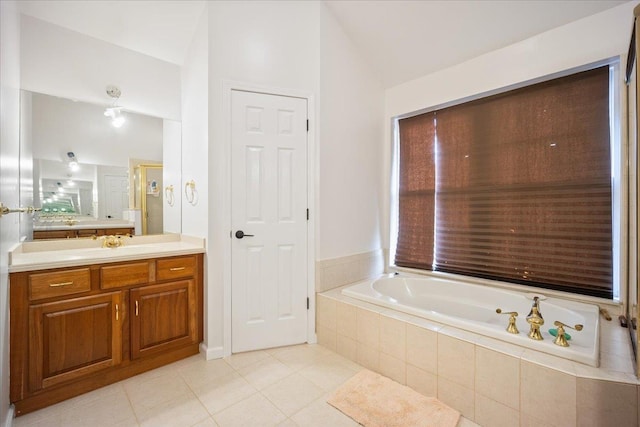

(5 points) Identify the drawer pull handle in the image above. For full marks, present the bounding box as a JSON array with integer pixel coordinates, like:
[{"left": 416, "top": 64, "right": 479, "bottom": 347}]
[
  {"left": 115, "top": 303, "right": 119, "bottom": 321},
  {"left": 49, "top": 281, "right": 73, "bottom": 288},
  {"left": 169, "top": 267, "right": 186, "bottom": 271},
  {"left": 135, "top": 300, "right": 139, "bottom": 316}
]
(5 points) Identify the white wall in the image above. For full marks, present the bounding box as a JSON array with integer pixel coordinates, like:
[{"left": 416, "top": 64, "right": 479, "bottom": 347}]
[
  {"left": 181, "top": 10, "right": 208, "bottom": 239},
  {"left": 319, "top": 3, "right": 384, "bottom": 260},
  {"left": 180, "top": 7, "right": 210, "bottom": 355},
  {"left": 20, "top": 15, "right": 181, "bottom": 121},
  {"left": 31, "top": 93, "right": 163, "bottom": 167},
  {"left": 382, "top": 2, "right": 637, "bottom": 253},
  {"left": 203, "top": 0, "right": 320, "bottom": 356},
  {"left": 0, "top": 2, "right": 21, "bottom": 424},
  {"left": 163, "top": 120, "right": 182, "bottom": 234}
]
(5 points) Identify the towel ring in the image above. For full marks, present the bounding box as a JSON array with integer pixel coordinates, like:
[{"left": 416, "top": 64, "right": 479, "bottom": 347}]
[
  {"left": 165, "top": 185, "right": 175, "bottom": 207},
  {"left": 184, "top": 180, "right": 198, "bottom": 206}
]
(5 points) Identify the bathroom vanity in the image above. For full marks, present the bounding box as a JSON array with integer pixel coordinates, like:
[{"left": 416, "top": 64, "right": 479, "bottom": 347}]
[{"left": 8, "top": 234, "right": 205, "bottom": 416}]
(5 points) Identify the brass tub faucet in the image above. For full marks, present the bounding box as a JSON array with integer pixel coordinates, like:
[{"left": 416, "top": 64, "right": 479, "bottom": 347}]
[
  {"left": 496, "top": 308, "right": 519, "bottom": 334},
  {"left": 552, "top": 321, "right": 583, "bottom": 347},
  {"left": 526, "top": 296, "right": 544, "bottom": 340}
]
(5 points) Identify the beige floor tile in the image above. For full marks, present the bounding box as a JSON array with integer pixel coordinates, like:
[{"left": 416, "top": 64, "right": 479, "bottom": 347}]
[
  {"left": 298, "top": 355, "right": 361, "bottom": 391},
  {"left": 192, "top": 371, "right": 257, "bottom": 414},
  {"left": 236, "top": 356, "right": 295, "bottom": 390},
  {"left": 59, "top": 388, "right": 137, "bottom": 427},
  {"left": 320, "top": 349, "right": 363, "bottom": 372},
  {"left": 13, "top": 407, "right": 65, "bottom": 427},
  {"left": 213, "top": 393, "right": 287, "bottom": 427},
  {"left": 137, "top": 394, "right": 210, "bottom": 427},
  {"left": 290, "top": 394, "right": 360, "bottom": 427},
  {"left": 262, "top": 372, "right": 325, "bottom": 416},
  {"left": 457, "top": 417, "right": 480, "bottom": 427},
  {"left": 276, "top": 418, "right": 298, "bottom": 427},
  {"left": 224, "top": 349, "right": 271, "bottom": 370},
  {"left": 190, "top": 417, "right": 219, "bottom": 427},
  {"left": 62, "top": 382, "right": 126, "bottom": 408},
  {"left": 124, "top": 371, "right": 194, "bottom": 413},
  {"left": 179, "top": 357, "right": 236, "bottom": 390},
  {"left": 269, "top": 344, "right": 331, "bottom": 371}
]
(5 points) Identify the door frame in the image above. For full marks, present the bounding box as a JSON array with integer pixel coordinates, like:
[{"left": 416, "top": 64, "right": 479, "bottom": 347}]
[{"left": 222, "top": 81, "right": 316, "bottom": 356}]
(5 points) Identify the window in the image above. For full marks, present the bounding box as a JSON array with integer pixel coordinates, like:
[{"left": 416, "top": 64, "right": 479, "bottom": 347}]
[{"left": 395, "top": 66, "right": 613, "bottom": 299}]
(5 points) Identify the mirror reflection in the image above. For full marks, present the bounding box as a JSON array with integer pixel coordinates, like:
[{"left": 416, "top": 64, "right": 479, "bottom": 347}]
[{"left": 23, "top": 90, "right": 180, "bottom": 240}]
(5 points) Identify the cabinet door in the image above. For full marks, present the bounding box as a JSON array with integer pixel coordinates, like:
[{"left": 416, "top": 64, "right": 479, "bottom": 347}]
[
  {"left": 28, "top": 292, "right": 123, "bottom": 392},
  {"left": 130, "top": 280, "right": 197, "bottom": 359}
]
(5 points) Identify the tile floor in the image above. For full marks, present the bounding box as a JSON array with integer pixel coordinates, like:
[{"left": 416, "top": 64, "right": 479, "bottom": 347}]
[{"left": 12, "top": 344, "right": 479, "bottom": 427}]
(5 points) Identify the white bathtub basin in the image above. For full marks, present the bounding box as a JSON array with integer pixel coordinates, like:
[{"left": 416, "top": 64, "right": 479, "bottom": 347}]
[{"left": 342, "top": 275, "right": 600, "bottom": 367}]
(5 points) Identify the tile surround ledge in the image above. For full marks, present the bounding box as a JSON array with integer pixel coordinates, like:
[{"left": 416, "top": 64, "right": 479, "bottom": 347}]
[
  {"left": 317, "top": 285, "right": 639, "bottom": 426},
  {"left": 9, "top": 233, "right": 205, "bottom": 272}
]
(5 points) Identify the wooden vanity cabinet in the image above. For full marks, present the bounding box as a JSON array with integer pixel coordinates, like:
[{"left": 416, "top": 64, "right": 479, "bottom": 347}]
[
  {"left": 28, "top": 292, "right": 123, "bottom": 392},
  {"left": 10, "top": 253, "right": 203, "bottom": 416},
  {"left": 130, "top": 279, "right": 197, "bottom": 359}
]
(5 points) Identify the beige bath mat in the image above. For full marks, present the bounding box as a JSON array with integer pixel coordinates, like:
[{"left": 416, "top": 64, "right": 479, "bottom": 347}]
[{"left": 327, "top": 369, "right": 460, "bottom": 427}]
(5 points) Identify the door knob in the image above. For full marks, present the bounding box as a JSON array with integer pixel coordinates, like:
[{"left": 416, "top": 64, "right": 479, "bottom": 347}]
[{"left": 235, "top": 230, "right": 254, "bottom": 239}]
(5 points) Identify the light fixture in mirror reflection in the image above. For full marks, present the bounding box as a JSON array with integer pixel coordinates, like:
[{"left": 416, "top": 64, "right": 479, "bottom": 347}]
[{"left": 23, "top": 90, "right": 180, "bottom": 239}]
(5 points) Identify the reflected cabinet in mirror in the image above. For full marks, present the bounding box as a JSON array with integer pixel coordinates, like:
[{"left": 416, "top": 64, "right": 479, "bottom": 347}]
[{"left": 21, "top": 90, "right": 182, "bottom": 240}]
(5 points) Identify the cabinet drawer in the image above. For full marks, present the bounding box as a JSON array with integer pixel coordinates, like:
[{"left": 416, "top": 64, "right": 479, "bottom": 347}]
[
  {"left": 100, "top": 261, "right": 150, "bottom": 289},
  {"left": 29, "top": 268, "right": 91, "bottom": 301},
  {"left": 156, "top": 256, "right": 196, "bottom": 281}
]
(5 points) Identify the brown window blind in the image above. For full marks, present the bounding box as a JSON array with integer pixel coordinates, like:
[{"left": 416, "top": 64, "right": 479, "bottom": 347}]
[
  {"left": 396, "top": 113, "right": 436, "bottom": 270},
  {"left": 396, "top": 66, "right": 613, "bottom": 298}
]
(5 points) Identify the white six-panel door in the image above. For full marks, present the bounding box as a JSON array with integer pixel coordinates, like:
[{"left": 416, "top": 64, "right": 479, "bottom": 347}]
[{"left": 231, "top": 90, "right": 308, "bottom": 353}]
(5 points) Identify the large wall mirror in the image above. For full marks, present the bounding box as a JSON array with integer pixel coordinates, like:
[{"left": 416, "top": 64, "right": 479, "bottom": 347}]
[
  {"left": 21, "top": 90, "right": 182, "bottom": 240},
  {"left": 627, "top": 6, "right": 639, "bottom": 377}
]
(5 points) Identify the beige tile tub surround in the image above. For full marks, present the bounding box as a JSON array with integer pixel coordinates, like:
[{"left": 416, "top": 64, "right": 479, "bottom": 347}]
[
  {"left": 316, "top": 288, "right": 640, "bottom": 426},
  {"left": 315, "top": 249, "right": 384, "bottom": 292}
]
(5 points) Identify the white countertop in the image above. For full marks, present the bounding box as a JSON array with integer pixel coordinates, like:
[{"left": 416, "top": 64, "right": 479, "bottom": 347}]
[{"left": 9, "top": 234, "right": 205, "bottom": 272}]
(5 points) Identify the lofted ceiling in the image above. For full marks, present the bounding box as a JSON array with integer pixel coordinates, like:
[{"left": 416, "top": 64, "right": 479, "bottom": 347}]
[{"left": 17, "top": 0, "right": 630, "bottom": 87}]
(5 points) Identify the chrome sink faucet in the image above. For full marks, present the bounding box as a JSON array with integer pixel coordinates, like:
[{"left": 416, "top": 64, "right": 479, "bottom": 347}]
[{"left": 526, "top": 296, "right": 544, "bottom": 340}]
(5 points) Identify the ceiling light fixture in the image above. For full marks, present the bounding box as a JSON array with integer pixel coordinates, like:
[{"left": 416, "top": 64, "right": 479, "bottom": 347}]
[
  {"left": 67, "top": 151, "right": 80, "bottom": 171},
  {"left": 104, "top": 85, "right": 126, "bottom": 128}
]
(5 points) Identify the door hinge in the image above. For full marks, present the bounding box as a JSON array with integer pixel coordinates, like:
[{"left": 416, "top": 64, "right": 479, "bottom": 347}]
[
  {"left": 306, "top": 120, "right": 309, "bottom": 132},
  {"left": 306, "top": 209, "right": 309, "bottom": 220},
  {"left": 307, "top": 297, "right": 309, "bottom": 310}
]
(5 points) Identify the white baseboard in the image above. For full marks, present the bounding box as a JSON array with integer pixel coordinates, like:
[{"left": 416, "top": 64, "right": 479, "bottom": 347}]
[
  {"left": 4, "top": 405, "right": 14, "bottom": 427},
  {"left": 200, "top": 343, "right": 224, "bottom": 360}
]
